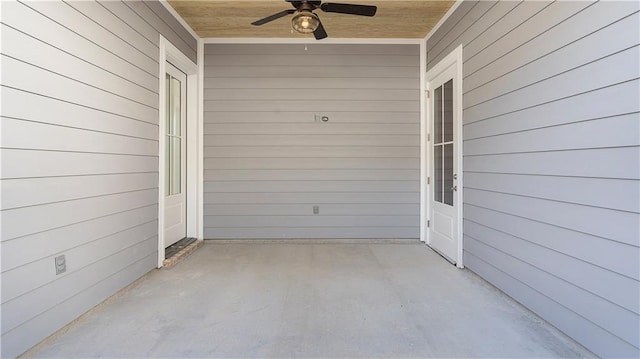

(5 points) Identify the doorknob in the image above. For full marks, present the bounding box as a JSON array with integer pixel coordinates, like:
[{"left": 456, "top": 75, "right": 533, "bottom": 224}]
[{"left": 451, "top": 185, "right": 457, "bottom": 191}]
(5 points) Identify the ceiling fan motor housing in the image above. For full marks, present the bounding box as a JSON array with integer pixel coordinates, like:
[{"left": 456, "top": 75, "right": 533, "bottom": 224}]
[{"left": 287, "top": 1, "right": 323, "bottom": 7}]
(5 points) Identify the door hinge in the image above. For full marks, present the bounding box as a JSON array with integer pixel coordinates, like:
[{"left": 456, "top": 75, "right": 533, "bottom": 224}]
[
  {"left": 427, "top": 220, "right": 430, "bottom": 228},
  {"left": 427, "top": 133, "right": 430, "bottom": 142},
  {"left": 427, "top": 176, "right": 430, "bottom": 185},
  {"left": 425, "top": 90, "right": 430, "bottom": 99}
]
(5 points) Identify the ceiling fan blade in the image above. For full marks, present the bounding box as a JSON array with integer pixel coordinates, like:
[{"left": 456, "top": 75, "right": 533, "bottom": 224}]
[
  {"left": 314, "top": 19, "right": 328, "bottom": 40},
  {"left": 251, "top": 9, "right": 295, "bottom": 26},
  {"left": 320, "top": 3, "right": 377, "bottom": 16}
]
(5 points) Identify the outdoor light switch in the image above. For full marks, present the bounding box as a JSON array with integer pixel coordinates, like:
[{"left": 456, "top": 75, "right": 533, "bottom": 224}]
[
  {"left": 55, "top": 255, "right": 66, "bottom": 275},
  {"left": 313, "top": 205, "right": 319, "bottom": 214}
]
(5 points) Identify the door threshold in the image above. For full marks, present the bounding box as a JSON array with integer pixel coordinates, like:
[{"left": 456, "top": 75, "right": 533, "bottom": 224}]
[
  {"left": 204, "top": 238, "right": 421, "bottom": 245},
  {"left": 163, "top": 238, "right": 202, "bottom": 268}
]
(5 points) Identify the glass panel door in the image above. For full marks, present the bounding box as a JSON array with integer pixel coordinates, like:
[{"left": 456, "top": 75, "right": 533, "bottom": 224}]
[
  {"left": 427, "top": 46, "right": 462, "bottom": 266},
  {"left": 165, "top": 74, "right": 182, "bottom": 196},
  {"left": 433, "top": 79, "right": 454, "bottom": 206}
]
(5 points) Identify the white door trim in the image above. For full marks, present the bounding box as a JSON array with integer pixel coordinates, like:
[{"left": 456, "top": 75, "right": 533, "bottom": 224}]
[
  {"left": 164, "top": 62, "right": 187, "bottom": 248},
  {"left": 158, "top": 35, "right": 201, "bottom": 268},
  {"left": 423, "top": 44, "right": 464, "bottom": 268}
]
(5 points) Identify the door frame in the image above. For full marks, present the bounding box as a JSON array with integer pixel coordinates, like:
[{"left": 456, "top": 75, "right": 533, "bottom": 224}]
[
  {"left": 422, "top": 44, "right": 464, "bottom": 268},
  {"left": 163, "top": 62, "right": 187, "bottom": 248},
  {"left": 158, "top": 35, "right": 201, "bottom": 267}
]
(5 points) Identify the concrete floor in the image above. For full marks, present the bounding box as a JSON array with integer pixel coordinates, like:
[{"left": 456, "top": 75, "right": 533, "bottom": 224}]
[{"left": 30, "top": 241, "right": 594, "bottom": 358}]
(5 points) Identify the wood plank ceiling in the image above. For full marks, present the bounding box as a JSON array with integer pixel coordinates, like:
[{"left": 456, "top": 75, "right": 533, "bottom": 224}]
[{"left": 168, "top": 0, "right": 456, "bottom": 39}]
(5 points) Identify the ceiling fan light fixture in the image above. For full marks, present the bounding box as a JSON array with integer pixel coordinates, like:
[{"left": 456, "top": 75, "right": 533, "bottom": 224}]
[
  {"left": 252, "top": 1, "right": 377, "bottom": 40},
  {"left": 291, "top": 10, "right": 319, "bottom": 34}
]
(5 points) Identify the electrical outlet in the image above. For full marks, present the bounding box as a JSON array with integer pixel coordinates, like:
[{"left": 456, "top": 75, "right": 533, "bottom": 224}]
[
  {"left": 55, "top": 255, "right": 66, "bottom": 275},
  {"left": 313, "top": 205, "right": 319, "bottom": 214}
]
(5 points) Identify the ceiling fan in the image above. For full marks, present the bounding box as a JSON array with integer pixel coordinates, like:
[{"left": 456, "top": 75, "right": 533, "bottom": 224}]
[{"left": 251, "top": 0, "right": 377, "bottom": 40}]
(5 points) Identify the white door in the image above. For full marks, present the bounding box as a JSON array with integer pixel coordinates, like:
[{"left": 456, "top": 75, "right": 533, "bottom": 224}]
[
  {"left": 427, "top": 56, "right": 462, "bottom": 265},
  {"left": 164, "top": 62, "right": 187, "bottom": 247}
]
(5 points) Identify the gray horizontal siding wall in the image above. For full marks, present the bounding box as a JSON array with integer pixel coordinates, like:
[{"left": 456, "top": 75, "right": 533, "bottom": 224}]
[
  {"left": 427, "top": 1, "right": 639, "bottom": 357},
  {"left": 204, "top": 44, "right": 420, "bottom": 239},
  {"left": 0, "top": 1, "right": 197, "bottom": 357}
]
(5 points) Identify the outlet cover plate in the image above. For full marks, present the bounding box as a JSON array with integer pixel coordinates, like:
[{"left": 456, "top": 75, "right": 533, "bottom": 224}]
[{"left": 55, "top": 255, "right": 66, "bottom": 275}]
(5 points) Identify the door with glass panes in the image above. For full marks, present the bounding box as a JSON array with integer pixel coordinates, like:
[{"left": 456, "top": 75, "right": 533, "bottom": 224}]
[
  {"left": 164, "top": 62, "right": 186, "bottom": 247},
  {"left": 428, "top": 61, "right": 460, "bottom": 264}
]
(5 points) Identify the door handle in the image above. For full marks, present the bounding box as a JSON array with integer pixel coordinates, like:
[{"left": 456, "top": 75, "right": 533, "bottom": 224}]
[{"left": 451, "top": 185, "right": 457, "bottom": 191}]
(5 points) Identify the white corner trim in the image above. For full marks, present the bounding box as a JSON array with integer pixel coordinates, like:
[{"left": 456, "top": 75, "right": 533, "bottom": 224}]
[
  {"left": 423, "top": 0, "right": 463, "bottom": 42},
  {"left": 197, "top": 38, "right": 205, "bottom": 240},
  {"left": 419, "top": 38, "right": 427, "bottom": 243},
  {"left": 159, "top": 0, "right": 200, "bottom": 40},
  {"left": 202, "top": 37, "right": 422, "bottom": 44},
  {"left": 157, "top": 37, "right": 168, "bottom": 268}
]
